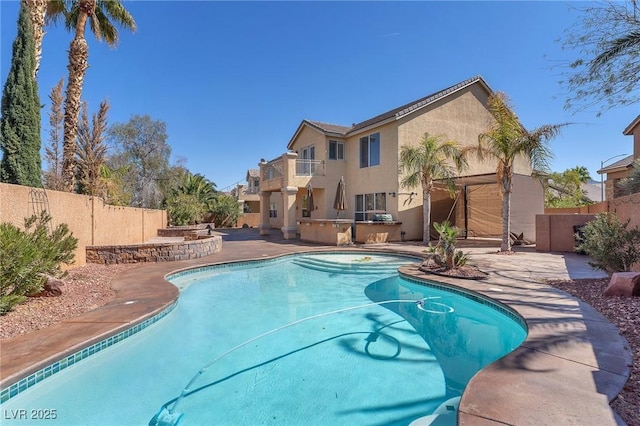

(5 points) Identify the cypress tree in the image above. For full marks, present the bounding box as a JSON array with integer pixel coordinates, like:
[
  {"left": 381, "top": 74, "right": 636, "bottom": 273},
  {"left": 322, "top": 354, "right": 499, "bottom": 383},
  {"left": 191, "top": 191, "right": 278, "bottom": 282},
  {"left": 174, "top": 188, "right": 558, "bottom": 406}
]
[{"left": 0, "top": 2, "right": 43, "bottom": 187}]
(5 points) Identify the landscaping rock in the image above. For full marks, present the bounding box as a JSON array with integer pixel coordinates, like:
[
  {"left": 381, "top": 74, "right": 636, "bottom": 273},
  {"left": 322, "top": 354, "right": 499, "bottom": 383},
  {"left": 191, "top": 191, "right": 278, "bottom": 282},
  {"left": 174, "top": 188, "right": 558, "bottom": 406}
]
[
  {"left": 604, "top": 272, "right": 640, "bottom": 297},
  {"left": 30, "top": 276, "right": 64, "bottom": 297}
]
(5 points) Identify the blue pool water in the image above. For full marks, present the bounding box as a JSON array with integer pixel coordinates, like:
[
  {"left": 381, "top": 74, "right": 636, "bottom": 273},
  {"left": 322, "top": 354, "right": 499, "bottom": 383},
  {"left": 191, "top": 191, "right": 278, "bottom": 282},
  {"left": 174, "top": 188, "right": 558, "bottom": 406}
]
[{"left": 1, "top": 253, "right": 526, "bottom": 425}]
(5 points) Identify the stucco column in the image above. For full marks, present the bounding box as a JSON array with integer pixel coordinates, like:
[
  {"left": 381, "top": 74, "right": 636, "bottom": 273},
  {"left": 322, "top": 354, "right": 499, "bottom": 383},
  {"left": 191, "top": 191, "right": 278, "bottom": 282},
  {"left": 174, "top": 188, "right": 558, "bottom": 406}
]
[
  {"left": 258, "top": 190, "right": 271, "bottom": 236},
  {"left": 281, "top": 186, "right": 298, "bottom": 239}
]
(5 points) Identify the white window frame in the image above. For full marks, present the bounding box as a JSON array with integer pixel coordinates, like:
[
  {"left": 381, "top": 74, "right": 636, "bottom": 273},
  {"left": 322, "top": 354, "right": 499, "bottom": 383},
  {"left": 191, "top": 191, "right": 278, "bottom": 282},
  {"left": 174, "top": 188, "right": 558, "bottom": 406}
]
[
  {"left": 329, "top": 140, "right": 345, "bottom": 160},
  {"left": 359, "top": 132, "right": 380, "bottom": 168},
  {"left": 354, "top": 192, "right": 386, "bottom": 221},
  {"left": 301, "top": 145, "right": 315, "bottom": 160}
]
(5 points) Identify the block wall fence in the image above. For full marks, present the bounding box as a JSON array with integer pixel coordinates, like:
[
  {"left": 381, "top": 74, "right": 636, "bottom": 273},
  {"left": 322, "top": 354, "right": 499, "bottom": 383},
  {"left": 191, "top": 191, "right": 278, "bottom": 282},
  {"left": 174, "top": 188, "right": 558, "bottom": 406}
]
[
  {"left": 538, "top": 193, "right": 640, "bottom": 272},
  {"left": 0, "top": 183, "right": 167, "bottom": 266}
]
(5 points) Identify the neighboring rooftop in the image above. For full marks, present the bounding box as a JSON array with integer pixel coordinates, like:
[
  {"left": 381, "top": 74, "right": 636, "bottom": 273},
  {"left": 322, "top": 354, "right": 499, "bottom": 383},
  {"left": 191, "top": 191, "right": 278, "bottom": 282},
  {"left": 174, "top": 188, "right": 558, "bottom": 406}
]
[{"left": 597, "top": 155, "right": 635, "bottom": 174}]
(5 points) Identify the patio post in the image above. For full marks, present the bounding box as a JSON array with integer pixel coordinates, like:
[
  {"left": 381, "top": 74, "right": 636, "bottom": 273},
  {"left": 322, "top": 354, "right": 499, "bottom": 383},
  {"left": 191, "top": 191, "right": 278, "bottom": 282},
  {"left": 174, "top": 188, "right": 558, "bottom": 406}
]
[
  {"left": 281, "top": 186, "right": 298, "bottom": 239},
  {"left": 258, "top": 190, "right": 271, "bottom": 236}
]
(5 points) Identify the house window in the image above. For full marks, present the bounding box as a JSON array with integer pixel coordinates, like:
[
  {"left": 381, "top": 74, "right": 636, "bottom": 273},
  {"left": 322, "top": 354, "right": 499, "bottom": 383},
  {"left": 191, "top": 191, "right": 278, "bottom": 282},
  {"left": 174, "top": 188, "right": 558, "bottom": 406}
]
[
  {"left": 359, "top": 132, "right": 380, "bottom": 168},
  {"left": 354, "top": 192, "right": 386, "bottom": 221},
  {"left": 269, "top": 202, "right": 277, "bottom": 218},
  {"left": 299, "top": 145, "right": 316, "bottom": 175},
  {"left": 301, "top": 146, "right": 315, "bottom": 161},
  {"left": 329, "top": 140, "right": 344, "bottom": 160}
]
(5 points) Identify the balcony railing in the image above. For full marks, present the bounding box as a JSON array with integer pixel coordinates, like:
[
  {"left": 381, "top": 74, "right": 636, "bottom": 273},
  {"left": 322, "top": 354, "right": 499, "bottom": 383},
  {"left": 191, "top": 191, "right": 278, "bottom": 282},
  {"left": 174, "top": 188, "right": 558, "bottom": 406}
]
[
  {"left": 243, "top": 187, "right": 260, "bottom": 195},
  {"left": 296, "top": 160, "right": 325, "bottom": 176},
  {"left": 263, "top": 159, "right": 283, "bottom": 181}
]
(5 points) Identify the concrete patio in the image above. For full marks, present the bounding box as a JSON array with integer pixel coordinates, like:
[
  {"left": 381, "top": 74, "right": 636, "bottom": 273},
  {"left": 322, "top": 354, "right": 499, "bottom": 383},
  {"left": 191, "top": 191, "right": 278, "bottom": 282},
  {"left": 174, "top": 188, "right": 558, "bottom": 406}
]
[{"left": 0, "top": 228, "right": 631, "bottom": 425}]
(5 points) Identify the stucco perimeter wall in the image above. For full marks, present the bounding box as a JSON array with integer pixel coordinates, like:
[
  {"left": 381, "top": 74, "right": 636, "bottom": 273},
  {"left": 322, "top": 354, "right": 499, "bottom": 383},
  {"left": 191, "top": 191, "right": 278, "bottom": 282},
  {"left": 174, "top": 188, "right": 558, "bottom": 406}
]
[
  {"left": 86, "top": 236, "right": 221, "bottom": 264},
  {"left": 544, "top": 203, "right": 608, "bottom": 215},
  {"left": 544, "top": 193, "right": 639, "bottom": 229},
  {"left": 536, "top": 214, "right": 595, "bottom": 253},
  {"left": 609, "top": 193, "right": 640, "bottom": 228},
  {"left": 538, "top": 193, "right": 640, "bottom": 268},
  {"left": 0, "top": 183, "right": 167, "bottom": 266},
  {"left": 237, "top": 213, "right": 260, "bottom": 228},
  {"left": 92, "top": 199, "right": 165, "bottom": 246}
]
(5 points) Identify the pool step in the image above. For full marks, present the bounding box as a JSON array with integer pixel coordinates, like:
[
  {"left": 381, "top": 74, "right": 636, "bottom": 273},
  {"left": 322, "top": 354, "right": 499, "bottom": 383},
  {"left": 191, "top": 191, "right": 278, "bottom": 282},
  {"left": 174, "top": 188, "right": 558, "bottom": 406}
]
[{"left": 291, "top": 256, "right": 405, "bottom": 274}]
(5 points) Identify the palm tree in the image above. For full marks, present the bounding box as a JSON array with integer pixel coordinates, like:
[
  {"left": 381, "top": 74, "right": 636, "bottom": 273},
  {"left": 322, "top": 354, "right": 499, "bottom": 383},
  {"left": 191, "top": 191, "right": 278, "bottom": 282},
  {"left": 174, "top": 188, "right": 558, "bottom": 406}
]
[
  {"left": 472, "top": 92, "right": 565, "bottom": 252},
  {"left": 591, "top": 30, "right": 640, "bottom": 73},
  {"left": 61, "top": 0, "right": 136, "bottom": 192},
  {"left": 177, "top": 173, "right": 218, "bottom": 210},
  {"left": 399, "top": 133, "right": 468, "bottom": 244},
  {"left": 23, "top": 0, "right": 65, "bottom": 77}
]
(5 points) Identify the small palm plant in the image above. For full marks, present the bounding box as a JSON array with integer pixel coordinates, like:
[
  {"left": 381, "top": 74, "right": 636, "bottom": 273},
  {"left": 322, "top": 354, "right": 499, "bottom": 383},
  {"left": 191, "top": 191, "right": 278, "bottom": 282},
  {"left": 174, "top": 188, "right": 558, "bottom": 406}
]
[
  {"left": 427, "top": 221, "right": 468, "bottom": 270},
  {"left": 399, "top": 133, "right": 468, "bottom": 245}
]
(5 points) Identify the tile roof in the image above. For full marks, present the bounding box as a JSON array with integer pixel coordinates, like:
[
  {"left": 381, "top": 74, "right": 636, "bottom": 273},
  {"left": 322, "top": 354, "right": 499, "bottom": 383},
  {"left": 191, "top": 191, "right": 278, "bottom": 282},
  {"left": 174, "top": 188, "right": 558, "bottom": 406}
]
[
  {"left": 289, "top": 75, "right": 491, "bottom": 149},
  {"left": 597, "top": 154, "right": 634, "bottom": 173},
  {"left": 349, "top": 75, "right": 491, "bottom": 133},
  {"left": 305, "top": 121, "right": 352, "bottom": 135}
]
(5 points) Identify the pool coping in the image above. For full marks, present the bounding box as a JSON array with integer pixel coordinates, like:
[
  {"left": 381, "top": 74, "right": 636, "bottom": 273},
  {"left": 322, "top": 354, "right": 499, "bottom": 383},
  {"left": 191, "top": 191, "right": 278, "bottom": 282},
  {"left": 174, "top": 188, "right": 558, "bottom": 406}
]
[{"left": 0, "top": 241, "right": 631, "bottom": 425}]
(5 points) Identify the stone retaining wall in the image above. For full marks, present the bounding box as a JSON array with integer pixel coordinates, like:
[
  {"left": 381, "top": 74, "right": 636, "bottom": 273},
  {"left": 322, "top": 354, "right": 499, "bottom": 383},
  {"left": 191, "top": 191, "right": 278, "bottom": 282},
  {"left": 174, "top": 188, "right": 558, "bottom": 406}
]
[
  {"left": 157, "top": 223, "right": 215, "bottom": 237},
  {"left": 86, "top": 235, "right": 222, "bottom": 264}
]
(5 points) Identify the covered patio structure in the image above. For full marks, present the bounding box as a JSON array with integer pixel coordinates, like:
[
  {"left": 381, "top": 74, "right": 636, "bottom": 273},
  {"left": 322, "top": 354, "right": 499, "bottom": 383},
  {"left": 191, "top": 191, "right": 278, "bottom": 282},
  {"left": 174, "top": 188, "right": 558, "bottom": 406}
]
[{"left": 431, "top": 173, "right": 543, "bottom": 242}]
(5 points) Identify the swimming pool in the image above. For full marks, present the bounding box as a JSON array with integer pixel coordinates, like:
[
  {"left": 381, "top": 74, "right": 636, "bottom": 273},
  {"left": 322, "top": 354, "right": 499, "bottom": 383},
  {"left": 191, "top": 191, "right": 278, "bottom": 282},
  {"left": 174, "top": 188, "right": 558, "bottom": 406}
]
[{"left": 0, "top": 253, "right": 526, "bottom": 425}]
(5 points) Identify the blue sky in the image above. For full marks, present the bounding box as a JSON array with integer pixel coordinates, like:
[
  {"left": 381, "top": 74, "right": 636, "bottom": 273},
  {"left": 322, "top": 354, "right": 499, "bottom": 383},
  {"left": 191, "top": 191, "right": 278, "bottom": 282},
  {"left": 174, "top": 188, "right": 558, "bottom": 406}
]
[{"left": 1, "top": 1, "right": 637, "bottom": 191}]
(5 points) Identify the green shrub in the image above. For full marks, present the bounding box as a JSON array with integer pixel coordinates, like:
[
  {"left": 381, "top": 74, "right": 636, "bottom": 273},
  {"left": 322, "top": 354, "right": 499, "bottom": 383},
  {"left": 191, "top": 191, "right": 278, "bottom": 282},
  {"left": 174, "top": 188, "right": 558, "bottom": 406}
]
[
  {"left": 0, "top": 212, "right": 78, "bottom": 314},
  {"left": 166, "top": 193, "right": 207, "bottom": 226},
  {"left": 208, "top": 194, "right": 241, "bottom": 228},
  {"left": 617, "top": 159, "right": 640, "bottom": 196},
  {"left": 428, "top": 221, "right": 469, "bottom": 270},
  {"left": 576, "top": 213, "right": 640, "bottom": 272}
]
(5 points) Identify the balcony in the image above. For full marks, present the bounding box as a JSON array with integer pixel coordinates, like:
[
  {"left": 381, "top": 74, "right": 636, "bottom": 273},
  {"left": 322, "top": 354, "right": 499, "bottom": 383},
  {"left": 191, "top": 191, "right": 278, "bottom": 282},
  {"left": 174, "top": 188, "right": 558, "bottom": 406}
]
[{"left": 260, "top": 153, "right": 327, "bottom": 192}]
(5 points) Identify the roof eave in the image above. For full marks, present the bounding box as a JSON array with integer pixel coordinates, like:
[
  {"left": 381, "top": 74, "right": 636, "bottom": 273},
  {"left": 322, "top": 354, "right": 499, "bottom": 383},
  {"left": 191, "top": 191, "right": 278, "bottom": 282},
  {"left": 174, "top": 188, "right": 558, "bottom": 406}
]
[
  {"left": 287, "top": 120, "right": 348, "bottom": 149},
  {"left": 346, "top": 116, "right": 396, "bottom": 138},
  {"left": 623, "top": 114, "right": 640, "bottom": 135},
  {"left": 345, "top": 75, "right": 493, "bottom": 136},
  {"left": 597, "top": 165, "right": 632, "bottom": 175},
  {"left": 393, "top": 76, "right": 493, "bottom": 121}
]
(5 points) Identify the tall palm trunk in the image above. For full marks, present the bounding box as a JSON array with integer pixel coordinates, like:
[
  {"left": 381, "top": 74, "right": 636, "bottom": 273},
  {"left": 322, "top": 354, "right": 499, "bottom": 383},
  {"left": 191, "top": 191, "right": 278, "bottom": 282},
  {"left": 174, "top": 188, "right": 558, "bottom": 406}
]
[
  {"left": 62, "top": 8, "right": 90, "bottom": 192},
  {"left": 23, "top": 0, "right": 47, "bottom": 78},
  {"left": 500, "top": 175, "right": 512, "bottom": 252},
  {"left": 422, "top": 181, "right": 432, "bottom": 244}
]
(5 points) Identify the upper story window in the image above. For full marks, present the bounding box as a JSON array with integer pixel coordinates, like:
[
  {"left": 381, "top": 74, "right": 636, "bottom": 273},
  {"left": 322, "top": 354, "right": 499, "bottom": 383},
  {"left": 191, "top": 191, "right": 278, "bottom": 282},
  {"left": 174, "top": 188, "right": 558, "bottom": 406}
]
[
  {"left": 360, "top": 132, "right": 380, "bottom": 168},
  {"left": 329, "top": 140, "right": 345, "bottom": 160},
  {"left": 301, "top": 145, "right": 315, "bottom": 160}
]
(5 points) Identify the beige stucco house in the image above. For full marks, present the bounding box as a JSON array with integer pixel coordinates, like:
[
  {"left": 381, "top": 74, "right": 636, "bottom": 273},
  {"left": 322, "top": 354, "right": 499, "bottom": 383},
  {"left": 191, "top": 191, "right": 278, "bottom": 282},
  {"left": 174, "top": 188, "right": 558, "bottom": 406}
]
[
  {"left": 234, "top": 169, "right": 261, "bottom": 228},
  {"left": 258, "top": 76, "right": 543, "bottom": 242},
  {"left": 598, "top": 114, "right": 640, "bottom": 200}
]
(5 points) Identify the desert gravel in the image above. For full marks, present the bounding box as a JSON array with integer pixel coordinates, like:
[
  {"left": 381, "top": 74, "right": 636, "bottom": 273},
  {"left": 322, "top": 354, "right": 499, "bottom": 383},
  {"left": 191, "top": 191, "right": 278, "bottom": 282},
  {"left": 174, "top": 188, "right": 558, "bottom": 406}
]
[{"left": 0, "top": 263, "right": 134, "bottom": 339}]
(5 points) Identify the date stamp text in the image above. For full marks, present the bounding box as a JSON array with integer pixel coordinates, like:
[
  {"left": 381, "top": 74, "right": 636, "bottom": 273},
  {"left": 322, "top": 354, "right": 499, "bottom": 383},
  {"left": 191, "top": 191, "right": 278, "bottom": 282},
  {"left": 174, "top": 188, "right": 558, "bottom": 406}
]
[{"left": 3, "top": 409, "right": 57, "bottom": 420}]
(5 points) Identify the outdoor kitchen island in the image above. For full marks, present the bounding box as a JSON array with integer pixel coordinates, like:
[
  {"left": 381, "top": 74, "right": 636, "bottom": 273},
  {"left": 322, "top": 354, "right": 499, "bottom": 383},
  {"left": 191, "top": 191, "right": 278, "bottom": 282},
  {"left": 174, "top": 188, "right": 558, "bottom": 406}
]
[{"left": 298, "top": 219, "right": 354, "bottom": 246}]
